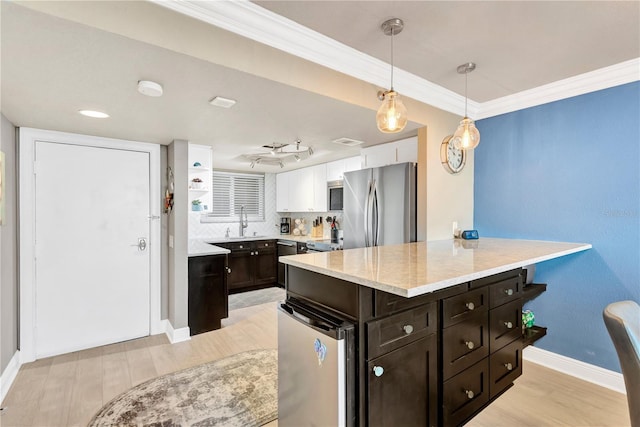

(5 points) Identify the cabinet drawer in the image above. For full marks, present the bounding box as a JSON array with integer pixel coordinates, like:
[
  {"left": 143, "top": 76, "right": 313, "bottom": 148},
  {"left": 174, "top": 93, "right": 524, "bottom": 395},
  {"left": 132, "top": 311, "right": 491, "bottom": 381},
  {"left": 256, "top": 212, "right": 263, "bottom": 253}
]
[
  {"left": 442, "top": 311, "right": 489, "bottom": 379},
  {"left": 367, "top": 302, "right": 437, "bottom": 359},
  {"left": 443, "top": 358, "right": 489, "bottom": 427},
  {"left": 256, "top": 240, "right": 276, "bottom": 249},
  {"left": 442, "top": 286, "right": 488, "bottom": 328},
  {"left": 375, "top": 283, "right": 465, "bottom": 317},
  {"left": 489, "top": 298, "right": 523, "bottom": 352},
  {"left": 228, "top": 241, "right": 252, "bottom": 251},
  {"left": 489, "top": 274, "right": 523, "bottom": 308},
  {"left": 489, "top": 339, "right": 522, "bottom": 399}
]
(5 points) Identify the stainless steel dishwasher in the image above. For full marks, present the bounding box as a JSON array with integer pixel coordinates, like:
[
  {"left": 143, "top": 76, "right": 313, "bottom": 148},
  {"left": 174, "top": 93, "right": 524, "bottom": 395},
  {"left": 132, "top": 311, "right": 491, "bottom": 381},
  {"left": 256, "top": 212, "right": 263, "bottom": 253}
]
[
  {"left": 277, "top": 241, "right": 297, "bottom": 286},
  {"left": 278, "top": 298, "right": 355, "bottom": 426}
]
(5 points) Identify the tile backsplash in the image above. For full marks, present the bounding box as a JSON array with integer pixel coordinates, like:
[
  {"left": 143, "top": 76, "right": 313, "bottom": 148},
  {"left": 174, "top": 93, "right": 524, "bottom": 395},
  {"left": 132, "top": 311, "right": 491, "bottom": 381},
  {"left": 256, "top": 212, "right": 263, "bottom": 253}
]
[{"left": 188, "top": 173, "right": 343, "bottom": 240}]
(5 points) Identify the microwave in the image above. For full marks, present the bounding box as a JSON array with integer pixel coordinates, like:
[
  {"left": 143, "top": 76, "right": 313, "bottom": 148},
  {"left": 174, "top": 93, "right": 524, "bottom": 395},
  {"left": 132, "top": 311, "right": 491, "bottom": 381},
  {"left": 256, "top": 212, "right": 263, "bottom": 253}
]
[{"left": 327, "top": 180, "right": 343, "bottom": 211}]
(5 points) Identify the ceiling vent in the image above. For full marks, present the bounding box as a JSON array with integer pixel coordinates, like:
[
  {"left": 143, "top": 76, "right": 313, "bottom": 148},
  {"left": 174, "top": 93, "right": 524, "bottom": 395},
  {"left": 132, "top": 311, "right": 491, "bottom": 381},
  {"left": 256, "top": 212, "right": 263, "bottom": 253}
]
[
  {"left": 209, "top": 96, "right": 237, "bottom": 108},
  {"left": 332, "top": 137, "right": 364, "bottom": 147}
]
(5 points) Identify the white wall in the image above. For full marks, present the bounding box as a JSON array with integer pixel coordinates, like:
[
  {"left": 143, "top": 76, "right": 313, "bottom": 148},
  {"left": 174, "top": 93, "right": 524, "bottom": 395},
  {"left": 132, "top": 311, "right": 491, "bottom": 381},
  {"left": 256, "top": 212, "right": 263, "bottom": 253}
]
[{"left": 0, "top": 114, "right": 18, "bottom": 374}]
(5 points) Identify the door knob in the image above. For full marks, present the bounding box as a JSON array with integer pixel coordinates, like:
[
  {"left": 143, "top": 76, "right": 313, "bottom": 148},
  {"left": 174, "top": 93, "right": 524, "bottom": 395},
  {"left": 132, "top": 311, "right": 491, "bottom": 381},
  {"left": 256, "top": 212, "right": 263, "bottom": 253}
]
[{"left": 131, "top": 238, "right": 147, "bottom": 251}]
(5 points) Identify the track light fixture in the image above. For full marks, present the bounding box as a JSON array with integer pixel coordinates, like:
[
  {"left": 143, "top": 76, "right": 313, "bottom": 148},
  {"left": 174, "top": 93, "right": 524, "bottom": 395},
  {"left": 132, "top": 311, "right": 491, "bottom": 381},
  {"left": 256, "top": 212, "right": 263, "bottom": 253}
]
[{"left": 244, "top": 139, "right": 313, "bottom": 169}]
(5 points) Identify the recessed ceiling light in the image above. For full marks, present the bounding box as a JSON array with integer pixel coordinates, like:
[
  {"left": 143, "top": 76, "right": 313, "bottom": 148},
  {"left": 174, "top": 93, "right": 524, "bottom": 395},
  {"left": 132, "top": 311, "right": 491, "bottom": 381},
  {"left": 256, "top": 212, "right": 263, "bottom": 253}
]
[
  {"left": 78, "top": 110, "right": 109, "bottom": 118},
  {"left": 332, "top": 137, "right": 364, "bottom": 146},
  {"left": 137, "top": 80, "right": 163, "bottom": 97},
  {"left": 209, "top": 96, "right": 236, "bottom": 108}
]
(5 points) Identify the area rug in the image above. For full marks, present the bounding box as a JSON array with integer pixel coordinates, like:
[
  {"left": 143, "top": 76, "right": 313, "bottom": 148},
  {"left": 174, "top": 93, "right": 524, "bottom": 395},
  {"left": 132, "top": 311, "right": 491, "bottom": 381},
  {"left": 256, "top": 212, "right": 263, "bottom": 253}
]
[{"left": 88, "top": 349, "right": 277, "bottom": 427}]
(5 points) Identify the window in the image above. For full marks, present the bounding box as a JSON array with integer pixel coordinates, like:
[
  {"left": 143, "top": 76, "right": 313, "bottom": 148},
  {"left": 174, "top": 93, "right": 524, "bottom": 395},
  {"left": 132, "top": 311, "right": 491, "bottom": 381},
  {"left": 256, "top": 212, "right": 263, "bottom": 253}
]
[{"left": 209, "top": 171, "right": 265, "bottom": 222}]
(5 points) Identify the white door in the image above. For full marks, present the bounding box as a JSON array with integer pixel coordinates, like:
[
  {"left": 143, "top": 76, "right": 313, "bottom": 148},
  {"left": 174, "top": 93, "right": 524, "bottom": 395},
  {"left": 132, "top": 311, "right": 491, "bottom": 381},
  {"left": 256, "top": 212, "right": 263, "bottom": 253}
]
[{"left": 34, "top": 141, "right": 151, "bottom": 358}]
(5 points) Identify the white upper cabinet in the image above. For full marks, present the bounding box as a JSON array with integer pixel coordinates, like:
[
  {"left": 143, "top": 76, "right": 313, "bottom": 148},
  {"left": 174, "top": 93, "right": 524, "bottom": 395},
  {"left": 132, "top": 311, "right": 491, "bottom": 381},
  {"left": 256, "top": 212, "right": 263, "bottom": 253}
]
[
  {"left": 361, "top": 136, "right": 418, "bottom": 169},
  {"left": 326, "top": 156, "right": 361, "bottom": 181},
  {"left": 276, "top": 163, "right": 327, "bottom": 212},
  {"left": 276, "top": 172, "right": 290, "bottom": 212}
]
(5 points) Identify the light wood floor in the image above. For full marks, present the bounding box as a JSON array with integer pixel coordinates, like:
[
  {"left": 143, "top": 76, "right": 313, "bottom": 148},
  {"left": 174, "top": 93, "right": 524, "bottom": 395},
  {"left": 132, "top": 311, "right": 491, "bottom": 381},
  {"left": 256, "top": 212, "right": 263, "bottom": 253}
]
[{"left": 0, "top": 302, "right": 630, "bottom": 427}]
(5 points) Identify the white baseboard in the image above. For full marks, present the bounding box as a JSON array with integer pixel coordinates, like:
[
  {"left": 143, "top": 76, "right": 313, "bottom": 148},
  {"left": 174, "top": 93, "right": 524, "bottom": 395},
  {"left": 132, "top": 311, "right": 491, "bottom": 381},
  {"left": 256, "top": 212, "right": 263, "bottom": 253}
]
[
  {"left": 524, "top": 346, "right": 626, "bottom": 394},
  {"left": 0, "top": 351, "right": 21, "bottom": 404},
  {"left": 163, "top": 319, "right": 191, "bottom": 344}
]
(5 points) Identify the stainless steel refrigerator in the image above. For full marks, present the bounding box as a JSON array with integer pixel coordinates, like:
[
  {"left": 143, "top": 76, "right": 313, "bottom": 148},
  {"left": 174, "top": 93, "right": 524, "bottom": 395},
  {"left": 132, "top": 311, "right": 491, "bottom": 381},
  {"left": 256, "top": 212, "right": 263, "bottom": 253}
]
[{"left": 343, "top": 162, "right": 416, "bottom": 249}]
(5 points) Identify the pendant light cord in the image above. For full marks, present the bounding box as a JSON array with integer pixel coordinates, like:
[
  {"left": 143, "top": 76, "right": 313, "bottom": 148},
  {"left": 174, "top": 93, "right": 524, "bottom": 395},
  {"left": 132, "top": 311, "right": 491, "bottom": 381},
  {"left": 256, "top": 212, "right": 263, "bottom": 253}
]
[
  {"left": 464, "top": 71, "right": 468, "bottom": 117},
  {"left": 390, "top": 28, "right": 394, "bottom": 91}
]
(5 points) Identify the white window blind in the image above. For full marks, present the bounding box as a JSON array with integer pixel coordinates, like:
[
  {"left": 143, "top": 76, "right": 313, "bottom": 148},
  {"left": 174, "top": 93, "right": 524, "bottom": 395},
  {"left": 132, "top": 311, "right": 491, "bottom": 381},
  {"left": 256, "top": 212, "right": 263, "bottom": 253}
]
[{"left": 209, "top": 171, "right": 265, "bottom": 222}]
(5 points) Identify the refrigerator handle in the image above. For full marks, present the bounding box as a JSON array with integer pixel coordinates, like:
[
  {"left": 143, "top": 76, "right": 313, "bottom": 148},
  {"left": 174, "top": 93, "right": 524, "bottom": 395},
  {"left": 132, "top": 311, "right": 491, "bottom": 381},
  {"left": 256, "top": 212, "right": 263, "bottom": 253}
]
[
  {"left": 364, "top": 180, "right": 373, "bottom": 247},
  {"left": 372, "top": 181, "right": 379, "bottom": 246}
]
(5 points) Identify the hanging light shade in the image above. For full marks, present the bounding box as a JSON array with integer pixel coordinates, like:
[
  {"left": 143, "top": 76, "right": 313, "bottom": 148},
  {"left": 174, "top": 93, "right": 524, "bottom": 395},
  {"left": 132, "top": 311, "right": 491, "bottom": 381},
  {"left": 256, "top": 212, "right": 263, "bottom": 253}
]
[
  {"left": 452, "top": 62, "right": 480, "bottom": 150},
  {"left": 377, "top": 90, "right": 408, "bottom": 133},
  {"left": 376, "top": 18, "right": 407, "bottom": 134}
]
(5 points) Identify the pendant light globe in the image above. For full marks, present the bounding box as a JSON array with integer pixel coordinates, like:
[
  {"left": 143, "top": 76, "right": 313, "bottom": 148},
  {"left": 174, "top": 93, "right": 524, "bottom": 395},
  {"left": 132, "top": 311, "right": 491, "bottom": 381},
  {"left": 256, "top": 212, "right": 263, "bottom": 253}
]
[
  {"left": 452, "top": 117, "right": 480, "bottom": 150},
  {"left": 376, "top": 90, "right": 408, "bottom": 133},
  {"left": 376, "top": 18, "right": 407, "bottom": 134},
  {"left": 452, "top": 62, "right": 480, "bottom": 150}
]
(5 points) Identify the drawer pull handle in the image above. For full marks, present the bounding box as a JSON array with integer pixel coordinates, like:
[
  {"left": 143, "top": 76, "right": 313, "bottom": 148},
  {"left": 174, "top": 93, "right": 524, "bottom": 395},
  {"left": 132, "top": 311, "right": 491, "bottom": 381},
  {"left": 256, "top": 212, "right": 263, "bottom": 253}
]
[
  {"left": 504, "top": 288, "right": 514, "bottom": 296},
  {"left": 465, "top": 302, "right": 475, "bottom": 311},
  {"left": 504, "top": 362, "right": 514, "bottom": 371},
  {"left": 403, "top": 325, "right": 414, "bottom": 334},
  {"left": 465, "top": 341, "right": 475, "bottom": 350},
  {"left": 373, "top": 366, "right": 384, "bottom": 377},
  {"left": 504, "top": 321, "right": 513, "bottom": 329},
  {"left": 464, "top": 389, "right": 475, "bottom": 399}
]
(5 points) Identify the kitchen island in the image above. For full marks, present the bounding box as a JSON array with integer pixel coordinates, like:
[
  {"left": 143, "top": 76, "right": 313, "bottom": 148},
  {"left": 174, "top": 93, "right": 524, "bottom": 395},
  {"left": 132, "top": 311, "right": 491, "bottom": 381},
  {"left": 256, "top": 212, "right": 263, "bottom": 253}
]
[{"left": 279, "top": 238, "right": 591, "bottom": 426}]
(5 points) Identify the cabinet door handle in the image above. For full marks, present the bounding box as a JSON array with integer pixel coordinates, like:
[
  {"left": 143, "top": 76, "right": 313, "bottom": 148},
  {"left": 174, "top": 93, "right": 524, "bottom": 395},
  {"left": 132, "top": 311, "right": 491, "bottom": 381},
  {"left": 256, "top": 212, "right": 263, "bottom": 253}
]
[
  {"left": 255, "top": 251, "right": 259, "bottom": 255},
  {"left": 465, "top": 341, "right": 475, "bottom": 350},
  {"left": 225, "top": 266, "right": 232, "bottom": 274},
  {"left": 504, "top": 321, "right": 513, "bottom": 329},
  {"left": 504, "top": 288, "right": 514, "bottom": 296},
  {"left": 465, "top": 302, "right": 475, "bottom": 311},
  {"left": 402, "top": 324, "right": 414, "bottom": 335},
  {"left": 504, "top": 362, "right": 514, "bottom": 371},
  {"left": 372, "top": 366, "right": 384, "bottom": 377},
  {"left": 464, "top": 389, "right": 475, "bottom": 399}
]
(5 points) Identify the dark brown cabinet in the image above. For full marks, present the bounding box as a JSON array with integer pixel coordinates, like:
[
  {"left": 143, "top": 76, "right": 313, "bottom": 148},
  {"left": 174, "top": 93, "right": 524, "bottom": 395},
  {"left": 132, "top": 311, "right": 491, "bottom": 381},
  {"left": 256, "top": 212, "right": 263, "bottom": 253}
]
[
  {"left": 368, "top": 334, "right": 438, "bottom": 427},
  {"left": 285, "top": 266, "right": 529, "bottom": 427},
  {"left": 218, "top": 240, "right": 277, "bottom": 293},
  {"left": 188, "top": 254, "right": 228, "bottom": 336}
]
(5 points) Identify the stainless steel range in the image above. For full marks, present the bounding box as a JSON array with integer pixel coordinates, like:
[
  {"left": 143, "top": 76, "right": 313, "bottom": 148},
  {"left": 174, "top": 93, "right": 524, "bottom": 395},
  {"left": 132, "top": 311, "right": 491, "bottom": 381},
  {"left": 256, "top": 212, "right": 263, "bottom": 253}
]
[{"left": 305, "top": 240, "right": 342, "bottom": 253}]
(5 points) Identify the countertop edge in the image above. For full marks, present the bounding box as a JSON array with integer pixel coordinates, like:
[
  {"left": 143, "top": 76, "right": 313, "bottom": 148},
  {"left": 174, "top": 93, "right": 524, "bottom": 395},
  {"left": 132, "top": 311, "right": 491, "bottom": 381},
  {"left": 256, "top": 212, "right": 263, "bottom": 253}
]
[{"left": 281, "top": 240, "right": 592, "bottom": 298}]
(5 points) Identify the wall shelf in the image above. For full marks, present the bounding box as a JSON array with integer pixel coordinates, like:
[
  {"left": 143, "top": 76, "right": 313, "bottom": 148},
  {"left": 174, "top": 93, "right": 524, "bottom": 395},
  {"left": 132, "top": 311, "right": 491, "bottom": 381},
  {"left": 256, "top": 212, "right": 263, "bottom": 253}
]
[
  {"left": 522, "top": 283, "right": 547, "bottom": 302},
  {"left": 522, "top": 325, "right": 547, "bottom": 347}
]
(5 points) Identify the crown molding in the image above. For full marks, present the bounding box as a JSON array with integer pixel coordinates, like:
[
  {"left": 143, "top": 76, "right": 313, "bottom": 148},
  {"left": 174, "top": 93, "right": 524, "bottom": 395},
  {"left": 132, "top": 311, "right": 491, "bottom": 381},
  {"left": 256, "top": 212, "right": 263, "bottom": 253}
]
[
  {"left": 151, "top": 0, "right": 470, "bottom": 117},
  {"left": 153, "top": 1, "right": 637, "bottom": 121},
  {"left": 477, "top": 58, "right": 640, "bottom": 119}
]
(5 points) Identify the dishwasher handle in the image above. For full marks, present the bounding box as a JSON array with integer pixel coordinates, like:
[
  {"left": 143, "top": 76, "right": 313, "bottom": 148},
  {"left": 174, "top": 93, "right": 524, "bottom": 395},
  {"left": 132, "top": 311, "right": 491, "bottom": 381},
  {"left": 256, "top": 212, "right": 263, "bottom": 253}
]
[{"left": 279, "top": 301, "right": 350, "bottom": 339}]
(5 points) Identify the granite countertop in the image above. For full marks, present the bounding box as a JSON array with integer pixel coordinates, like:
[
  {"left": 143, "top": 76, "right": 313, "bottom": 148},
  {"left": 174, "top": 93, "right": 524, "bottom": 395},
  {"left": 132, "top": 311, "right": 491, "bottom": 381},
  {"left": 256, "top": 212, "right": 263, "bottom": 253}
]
[
  {"left": 279, "top": 238, "right": 592, "bottom": 297},
  {"left": 188, "top": 234, "right": 328, "bottom": 256},
  {"left": 188, "top": 240, "right": 230, "bottom": 257}
]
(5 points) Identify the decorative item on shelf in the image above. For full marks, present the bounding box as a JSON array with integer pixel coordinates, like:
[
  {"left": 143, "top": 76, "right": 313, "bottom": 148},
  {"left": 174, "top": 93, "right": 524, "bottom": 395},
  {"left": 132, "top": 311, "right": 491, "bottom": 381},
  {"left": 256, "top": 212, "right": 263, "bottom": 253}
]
[
  {"left": 376, "top": 18, "right": 408, "bottom": 133},
  {"left": 451, "top": 62, "right": 480, "bottom": 150},
  {"left": 245, "top": 139, "right": 314, "bottom": 169},
  {"left": 164, "top": 166, "right": 174, "bottom": 215},
  {"left": 522, "top": 310, "right": 535, "bottom": 331},
  {"left": 190, "top": 177, "right": 204, "bottom": 190},
  {"left": 192, "top": 199, "right": 203, "bottom": 211},
  {"left": 193, "top": 162, "right": 202, "bottom": 167}
]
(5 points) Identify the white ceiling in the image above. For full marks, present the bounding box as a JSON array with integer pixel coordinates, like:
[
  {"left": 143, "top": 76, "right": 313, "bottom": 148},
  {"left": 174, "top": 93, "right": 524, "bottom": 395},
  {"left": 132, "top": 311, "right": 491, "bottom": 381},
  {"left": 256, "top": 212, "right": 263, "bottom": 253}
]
[{"left": 2, "top": 1, "right": 639, "bottom": 173}]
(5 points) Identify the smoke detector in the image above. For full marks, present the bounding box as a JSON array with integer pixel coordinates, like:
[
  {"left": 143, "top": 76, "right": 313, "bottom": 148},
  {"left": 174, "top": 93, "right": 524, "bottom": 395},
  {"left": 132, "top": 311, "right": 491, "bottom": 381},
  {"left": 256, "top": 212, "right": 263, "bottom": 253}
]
[{"left": 137, "top": 80, "right": 163, "bottom": 97}]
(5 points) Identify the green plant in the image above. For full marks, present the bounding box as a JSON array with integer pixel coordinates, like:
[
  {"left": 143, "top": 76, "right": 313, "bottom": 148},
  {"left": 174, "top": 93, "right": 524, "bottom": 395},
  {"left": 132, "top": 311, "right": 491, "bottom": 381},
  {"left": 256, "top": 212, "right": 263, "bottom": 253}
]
[{"left": 191, "top": 199, "right": 202, "bottom": 205}]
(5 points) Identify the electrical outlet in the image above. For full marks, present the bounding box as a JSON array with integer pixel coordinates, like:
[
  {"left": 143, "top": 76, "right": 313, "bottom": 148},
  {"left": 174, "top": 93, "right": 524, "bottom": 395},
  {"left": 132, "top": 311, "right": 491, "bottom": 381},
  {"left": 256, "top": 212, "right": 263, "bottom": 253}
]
[{"left": 452, "top": 221, "right": 459, "bottom": 237}]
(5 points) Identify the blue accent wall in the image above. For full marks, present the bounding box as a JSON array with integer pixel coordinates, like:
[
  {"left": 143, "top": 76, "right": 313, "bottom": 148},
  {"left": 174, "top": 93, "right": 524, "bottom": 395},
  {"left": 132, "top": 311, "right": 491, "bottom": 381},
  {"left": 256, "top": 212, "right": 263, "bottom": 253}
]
[{"left": 474, "top": 81, "right": 640, "bottom": 372}]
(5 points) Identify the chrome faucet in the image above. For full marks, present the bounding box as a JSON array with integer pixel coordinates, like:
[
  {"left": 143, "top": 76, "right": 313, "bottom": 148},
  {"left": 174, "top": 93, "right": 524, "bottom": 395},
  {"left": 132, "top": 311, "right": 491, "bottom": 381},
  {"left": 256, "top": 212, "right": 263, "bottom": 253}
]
[{"left": 239, "top": 205, "right": 248, "bottom": 237}]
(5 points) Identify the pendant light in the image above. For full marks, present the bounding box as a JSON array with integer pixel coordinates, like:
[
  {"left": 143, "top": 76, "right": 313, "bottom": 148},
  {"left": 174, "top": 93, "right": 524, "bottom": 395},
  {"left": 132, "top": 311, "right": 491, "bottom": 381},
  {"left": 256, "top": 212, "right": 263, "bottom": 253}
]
[
  {"left": 376, "top": 18, "right": 407, "bottom": 133},
  {"left": 452, "top": 62, "right": 480, "bottom": 150}
]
